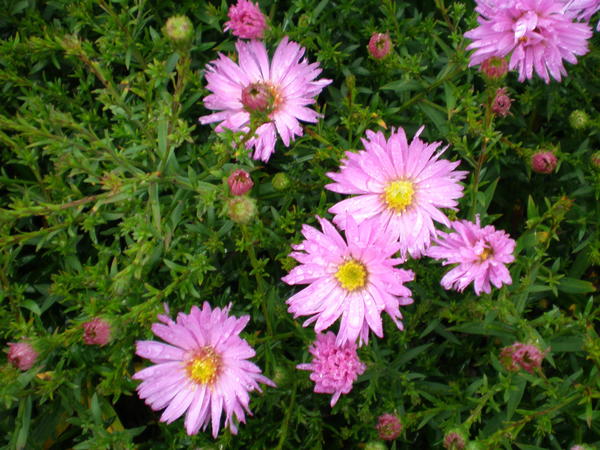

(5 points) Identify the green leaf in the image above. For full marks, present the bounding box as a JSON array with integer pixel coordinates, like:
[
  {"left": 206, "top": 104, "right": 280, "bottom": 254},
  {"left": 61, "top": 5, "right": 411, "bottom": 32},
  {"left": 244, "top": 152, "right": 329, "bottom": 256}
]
[{"left": 557, "top": 277, "right": 596, "bottom": 294}]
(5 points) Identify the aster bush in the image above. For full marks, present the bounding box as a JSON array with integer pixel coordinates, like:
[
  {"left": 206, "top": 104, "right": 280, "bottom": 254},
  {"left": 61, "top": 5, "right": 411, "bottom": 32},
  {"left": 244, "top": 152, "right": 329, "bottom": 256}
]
[{"left": 1, "top": 1, "right": 600, "bottom": 449}]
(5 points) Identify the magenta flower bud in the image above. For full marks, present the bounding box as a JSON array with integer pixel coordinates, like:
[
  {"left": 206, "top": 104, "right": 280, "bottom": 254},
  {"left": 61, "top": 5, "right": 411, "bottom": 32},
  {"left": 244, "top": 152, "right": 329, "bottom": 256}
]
[
  {"left": 499, "top": 342, "right": 547, "bottom": 374},
  {"left": 228, "top": 169, "right": 254, "bottom": 196},
  {"left": 241, "top": 82, "right": 274, "bottom": 113},
  {"left": 224, "top": 0, "right": 267, "bottom": 39},
  {"left": 443, "top": 430, "right": 466, "bottom": 450},
  {"left": 83, "top": 317, "right": 112, "bottom": 346},
  {"left": 531, "top": 151, "right": 558, "bottom": 174},
  {"left": 7, "top": 341, "right": 38, "bottom": 371},
  {"left": 480, "top": 57, "right": 508, "bottom": 79},
  {"left": 376, "top": 413, "right": 402, "bottom": 441},
  {"left": 368, "top": 33, "right": 392, "bottom": 60},
  {"left": 492, "top": 87, "right": 512, "bottom": 117}
]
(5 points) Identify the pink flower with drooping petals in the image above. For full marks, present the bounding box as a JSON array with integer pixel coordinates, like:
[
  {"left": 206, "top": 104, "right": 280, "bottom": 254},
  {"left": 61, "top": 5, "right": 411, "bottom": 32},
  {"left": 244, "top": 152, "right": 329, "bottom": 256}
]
[
  {"left": 427, "top": 217, "right": 515, "bottom": 295},
  {"left": 562, "top": 0, "right": 600, "bottom": 30},
  {"left": 224, "top": 0, "right": 267, "bottom": 39},
  {"left": 83, "top": 317, "right": 112, "bottom": 346},
  {"left": 297, "top": 332, "right": 366, "bottom": 407},
  {"left": 325, "top": 127, "right": 467, "bottom": 259},
  {"left": 492, "top": 87, "right": 512, "bottom": 117},
  {"left": 228, "top": 169, "right": 254, "bottom": 195},
  {"left": 199, "top": 38, "right": 331, "bottom": 162},
  {"left": 282, "top": 216, "right": 414, "bottom": 347},
  {"left": 500, "top": 342, "right": 547, "bottom": 374},
  {"left": 133, "top": 302, "right": 275, "bottom": 438},
  {"left": 465, "top": 0, "right": 592, "bottom": 83},
  {"left": 7, "top": 341, "right": 38, "bottom": 371}
]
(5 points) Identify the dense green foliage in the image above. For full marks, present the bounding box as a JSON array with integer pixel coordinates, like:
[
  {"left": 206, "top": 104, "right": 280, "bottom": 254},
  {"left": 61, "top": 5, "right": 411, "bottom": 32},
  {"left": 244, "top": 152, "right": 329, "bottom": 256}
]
[{"left": 1, "top": 0, "right": 599, "bottom": 448}]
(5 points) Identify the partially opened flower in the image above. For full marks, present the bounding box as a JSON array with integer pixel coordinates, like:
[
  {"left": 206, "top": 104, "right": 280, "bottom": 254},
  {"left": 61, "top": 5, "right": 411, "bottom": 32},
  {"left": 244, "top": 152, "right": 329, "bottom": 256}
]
[
  {"left": 133, "top": 302, "right": 275, "bottom": 437},
  {"left": 465, "top": 0, "right": 592, "bottom": 83},
  {"left": 83, "top": 317, "right": 111, "bottom": 346},
  {"left": 500, "top": 342, "right": 547, "bottom": 374},
  {"left": 224, "top": 0, "right": 267, "bottom": 39},
  {"left": 297, "top": 332, "right": 366, "bottom": 407},
  {"left": 199, "top": 38, "right": 331, "bottom": 162},
  {"left": 427, "top": 217, "right": 515, "bottom": 295},
  {"left": 326, "top": 127, "right": 467, "bottom": 258},
  {"left": 282, "top": 216, "right": 414, "bottom": 346},
  {"left": 7, "top": 341, "right": 38, "bottom": 371},
  {"left": 368, "top": 33, "right": 392, "bottom": 59},
  {"left": 376, "top": 413, "right": 402, "bottom": 441}
]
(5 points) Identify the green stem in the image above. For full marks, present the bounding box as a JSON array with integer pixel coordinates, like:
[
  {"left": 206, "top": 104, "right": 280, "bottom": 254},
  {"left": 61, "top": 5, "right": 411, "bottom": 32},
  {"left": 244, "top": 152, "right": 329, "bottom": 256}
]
[{"left": 275, "top": 380, "right": 297, "bottom": 450}]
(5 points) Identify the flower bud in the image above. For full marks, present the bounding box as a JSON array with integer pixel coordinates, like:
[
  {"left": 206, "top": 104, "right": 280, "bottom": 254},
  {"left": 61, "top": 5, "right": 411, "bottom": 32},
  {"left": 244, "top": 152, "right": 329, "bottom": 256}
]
[
  {"left": 7, "top": 341, "right": 38, "bottom": 371},
  {"left": 364, "top": 442, "right": 387, "bottom": 450},
  {"left": 492, "top": 87, "right": 511, "bottom": 117},
  {"left": 224, "top": 0, "right": 267, "bottom": 39},
  {"left": 590, "top": 151, "right": 600, "bottom": 169},
  {"left": 569, "top": 110, "right": 589, "bottom": 130},
  {"left": 480, "top": 57, "right": 508, "bottom": 79},
  {"left": 164, "top": 15, "right": 194, "bottom": 44},
  {"left": 83, "top": 317, "right": 112, "bottom": 346},
  {"left": 227, "top": 196, "right": 257, "bottom": 224},
  {"left": 368, "top": 33, "right": 392, "bottom": 60},
  {"left": 272, "top": 173, "right": 290, "bottom": 191},
  {"left": 228, "top": 169, "right": 254, "bottom": 196},
  {"left": 499, "top": 342, "right": 546, "bottom": 374},
  {"left": 376, "top": 413, "right": 402, "bottom": 441},
  {"left": 531, "top": 151, "right": 557, "bottom": 174},
  {"left": 443, "top": 430, "right": 467, "bottom": 450}
]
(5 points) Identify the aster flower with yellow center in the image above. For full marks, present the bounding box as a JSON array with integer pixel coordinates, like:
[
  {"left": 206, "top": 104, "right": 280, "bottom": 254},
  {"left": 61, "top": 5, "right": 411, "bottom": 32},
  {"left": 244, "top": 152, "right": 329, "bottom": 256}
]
[
  {"left": 326, "top": 126, "right": 467, "bottom": 259},
  {"left": 282, "top": 216, "right": 414, "bottom": 346},
  {"left": 133, "top": 303, "right": 275, "bottom": 438}
]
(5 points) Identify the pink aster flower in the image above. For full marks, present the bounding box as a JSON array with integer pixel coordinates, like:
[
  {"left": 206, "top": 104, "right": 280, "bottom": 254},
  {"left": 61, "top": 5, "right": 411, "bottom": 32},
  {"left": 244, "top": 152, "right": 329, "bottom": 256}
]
[
  {"left": 325, "top": 127, "right": 467, "bottom": 259},
  {"left": 7, "top": 341, "right": 38, "bottom": 371},
  {"left": 224, "top": 0, "right": 267, "bottom": 39},
  {"left": 465, "top": 0, "right": 592, "bottom": 83},
  {"left": 562, "top": 0, "right": 600, "bottom": 30},
  {"left": 427, "top": 217, "right": 516, "bottom": 295},
  {"left": 282, "top": 216, "right": 414, "bottom": 346},
  {"left": 297, "top": 332, "right": 366, "bottom": 407},
  {"left": 500, "top": 342, "right": 547, "bottom": 374},
  {"left": 199, "top": 38, "right": 331, "bottom": 162},
  {"left": 133, "top": 302, "right": 275, "bottom": 438},
  {"left": 83, "top": 317, "right": 111, "bottom": 346}
]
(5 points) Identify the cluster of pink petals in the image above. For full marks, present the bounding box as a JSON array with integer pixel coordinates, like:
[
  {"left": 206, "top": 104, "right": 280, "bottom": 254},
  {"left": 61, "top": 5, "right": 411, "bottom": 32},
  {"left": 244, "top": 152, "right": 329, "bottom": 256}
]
[
  {"left": 492, "top": 87, "right": 512, "bottom": 117},
  {"left": 427, "top": 217, "right": 515, "bottom": 295},
  {"left": 368, "top": 33, "right": 392, "bottom": 59},
  {"left": 500, "top": 342, "right": 547, "bottom": 374},
  {"left": 7, "top": 341, "right": 38, "bottom": 371},
  {"left": 531, "top": 150, "right": 558, "bottom": 173},
  {"left": 562, "top": 0, "right": 600, "bottom": 30},
  {"left": 224, "top": 0, "right": 267, "bottom": 39},
  {"left": 376, "top": 413, "right": 403, "bottom": 441},
  {"left": 228, "top": 169, "right": 254, "bottom": 195},
  {"left": 282, "top": 216, "right": 414, "bottom": 347},
  {"left": 326, "top": 126, "right": 467, "bottom": 259},
  {"left": 199, "top": 38, "right": 331, "bottom": 162},
  {"left": 83, "top": 317, "right": 111, "bottom": 346},
  {"left": 297, "top": 332, "right": 366, "bottom": 407},
  {"left": 133, "top": 302, "right": 274, "bottom": 438},
  {"left": 465, "top": 0, "right": 592, "bottom": 83}
]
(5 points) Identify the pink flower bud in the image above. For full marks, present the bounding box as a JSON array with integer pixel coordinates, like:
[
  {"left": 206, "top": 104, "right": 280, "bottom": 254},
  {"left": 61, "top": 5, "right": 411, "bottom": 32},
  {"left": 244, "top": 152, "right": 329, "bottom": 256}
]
[
  {"left": 492, "top": 87, "right": 512, "bottom": 117},
  {"left": 228, "top": 169, "right": 254, "bottom": 196},
  {"left": 83, "top": 318, "right": 112, "bottom": 346},
  {"left": 500, "top": 342, "right": 547, "bottom": 374},
  {"left": 368, "top": 33, "right": 392, "bottom": 60},
  {"left": 224, "top": 0, "right": 267, "bottom": 39},
  {"left": 480, "top": 57, "right": 508, "bottom": 79},
  {"left": 7, "top": 341, "right": 38, "bottom": 371},
  {"left": 241, "top": 82, "right": 273, "bottom": 112},
  {"left": 443, "top": 431, "right": 466, "bottom": 450},
  {"left": 531, "top": 151, "right": 558, "bottom": 174},
  {"left": 376, "top": 413, "right": 402, "bottom": 441}
]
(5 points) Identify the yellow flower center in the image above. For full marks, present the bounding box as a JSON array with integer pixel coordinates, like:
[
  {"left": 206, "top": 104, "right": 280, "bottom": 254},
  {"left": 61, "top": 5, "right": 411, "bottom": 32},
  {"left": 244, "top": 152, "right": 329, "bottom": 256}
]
[
  {"left": 479, "top": 247, "right": 492, "bottom": 261},
  {"left": 187, "top": 348, "right": 220, "bottom": 385},
  {"left": 335, "top": 260, "right": 367, "bottom": 291},
  {"left": 384, "top": 180, "right": 414, "bottom": 213}
]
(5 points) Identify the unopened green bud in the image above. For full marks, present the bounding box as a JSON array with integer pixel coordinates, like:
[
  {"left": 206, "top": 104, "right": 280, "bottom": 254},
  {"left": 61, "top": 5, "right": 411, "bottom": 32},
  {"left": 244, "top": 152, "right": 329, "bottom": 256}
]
[
  {"left": 569, "top": 110, "right": 589, "bottom": 130},
  {"left": 164, "top": 15, "right": 194, "bottom": 44},
  {"left": 272, "top": 173, "right": 290, "bottom": 191},
  {"left": 227, "top": 196, "right": 257, "bottom": 224},
  {"left": 364, "top": 441, "right": 387, "bottom": 450},
  {"left": 465, "top": 442, "right": 485, "bottom": 450}
]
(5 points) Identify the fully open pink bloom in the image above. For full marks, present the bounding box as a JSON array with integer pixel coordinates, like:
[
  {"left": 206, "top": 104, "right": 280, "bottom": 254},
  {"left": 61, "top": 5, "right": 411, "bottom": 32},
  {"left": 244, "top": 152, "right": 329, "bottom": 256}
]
[
  {"left": 199, "top": 38, "right": 331, "bottom": 162},
  {"left": 465, "top": 0, "right": 592, "bottom": 83},
  {"left": 427, "top": 217, "right": 515, "bottom": 295},
  {"left": 133, "top": 303, "right": 274, "bottom": 438},
  {"left": 224, "top": 0, "right": 267, "bottom": 39},
  {"left": 282, "top": 216, "right": 414, "bottom": 347},
  {"left": 83, "top": 317, "right": 111, "bottom": 346},
  {"left": 562, "top": 0, "right": 600, "bottom": 30},
  {"left": 7, "top": 341, "right": 38, "bottom": 371},
  {"left": 326, "top": 127, "right": 467, "bottom": 259},
  {"left": 297, "top": 332, "right": 366, "bottom": 407}
]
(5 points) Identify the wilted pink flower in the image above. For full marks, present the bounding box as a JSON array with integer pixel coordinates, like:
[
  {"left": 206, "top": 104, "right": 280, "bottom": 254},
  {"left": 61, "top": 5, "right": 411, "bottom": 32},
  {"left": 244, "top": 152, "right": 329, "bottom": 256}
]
[
  {"left": 531, "top": 151, "right": 558, "bottom": 174},
  {"left": 465, "top": 0, "right": 592, "bottom": 83},
  {"left": 562, "top": 0, "right": 600, "bottom": 30},
  {"left": 199, "top": 38, "right": 331, "bottom": 162},
  {"left": 368, "top": 33, "right": 392, "bottom": 59},
  {"left": 83, "top": 317, "right": 111, "bottom": 346},
  {"left": 297, "top": 332, "right": 366, "bottom": 407},
  {"left": 500, "top": 342, "right": 547, "bottom": 374},
  {"left": 133, "top": 302, "right": 275, "bottom": 437},
  {"left": 492, "top": 87, "right": 512, "bottom": 117},
  {"left": 427, "top": 217, "right": 515, "bottom": 295},
  {"left": 480, "top": 56, "right": 508, "bottom": 79},
  {"left": 326, "top": 127, "right": 467, "bottom": 258},
  {"left": 443, "top": 431, "right": 466, "bottom": 450},
  {"left": 376, "top": 413, "right": 402, "bottom": 441},
  {"left": 228, "top": 169, "right": 254, "bottom": 195},
  {"left": 224, "top": 0, "right": 267, "bottom": 39},
  {"left": 282, "top": 216, "right": 414, "bottom": 346},
  {"left": 7, "top": 341, "right": 38, "bottom": 371}
]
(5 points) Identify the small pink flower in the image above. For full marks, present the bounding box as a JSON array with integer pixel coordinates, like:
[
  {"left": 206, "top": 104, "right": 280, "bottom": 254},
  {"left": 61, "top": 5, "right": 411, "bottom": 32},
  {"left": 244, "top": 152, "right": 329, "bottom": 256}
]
[
  {"left": 376, "top": 413, "right": 402, "bottom": 440},
  {"left": 531, "top": 151, "right": 558, "bottom": 174},
  {"left": 83, "top": 318, "right": 112, "bottom": 346},
  {"left": 443, "top": 431, "right": 466, "bottom": 450},
  {"left": 492, "top": 87, "right": 512, "bottom": 117},
  {"left": 368, "top": 33, "right": 392, "bottom": 60},
  {"left": 480, "top": 57, "right": 508, "bottom": 79},
  {"left": 500, "top": 342, "right": 547, "bottom": 374},
  {"left": 297, "top": 332, "right": 366, "bottom": 407},
  {"left": 7, "top": 341, "right": 38, "bottom": 371},
  {"left": 224, "top": 0, "right": 267, "bottom": 39},
  {"left": 228, "top": 169, "right": 254, "bottom": 196}
]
